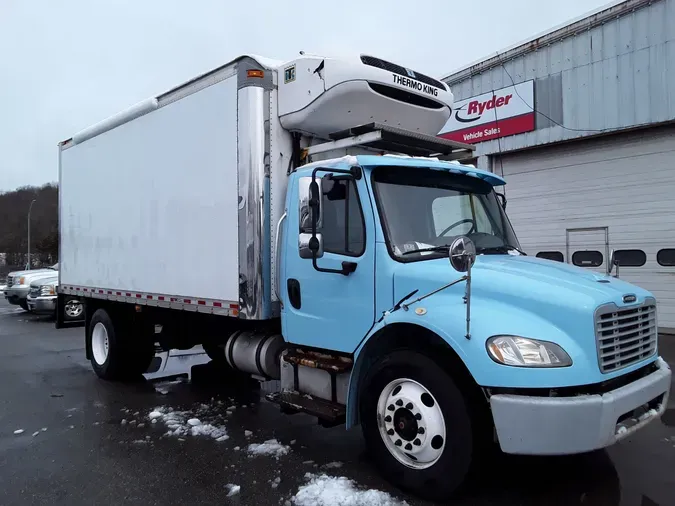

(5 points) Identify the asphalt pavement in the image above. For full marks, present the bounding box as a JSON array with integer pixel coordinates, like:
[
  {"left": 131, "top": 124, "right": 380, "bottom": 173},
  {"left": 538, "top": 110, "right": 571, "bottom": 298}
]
[{"left": 0, "top": 298, "right": 673, "bottom": 506}]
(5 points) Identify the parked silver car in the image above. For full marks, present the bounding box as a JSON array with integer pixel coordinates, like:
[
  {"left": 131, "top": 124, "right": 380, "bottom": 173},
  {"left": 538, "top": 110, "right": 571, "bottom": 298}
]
[
  {"left": 26, "top": 275, "right": 84, "bottom": 321},
  {"left": 5, "top": 263, "right": 58, "bottom": 311},
  {"left": 26, "top": 275, "right": 58, "bottom": 315}
]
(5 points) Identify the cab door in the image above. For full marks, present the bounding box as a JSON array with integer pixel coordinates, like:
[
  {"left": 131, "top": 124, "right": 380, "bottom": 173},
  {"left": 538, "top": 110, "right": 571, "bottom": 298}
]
[{"left": 281, "top": 170, "right": 376, "bottom": 353}]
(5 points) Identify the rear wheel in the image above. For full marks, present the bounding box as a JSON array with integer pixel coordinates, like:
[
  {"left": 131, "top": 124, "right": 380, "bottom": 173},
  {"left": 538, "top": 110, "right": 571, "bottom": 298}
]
[
  {"left": 87, "top": 308, "right": 154, "bottom": 381},
  {"left": 360, "top": 350, "right": 477, "bottom": 501}
]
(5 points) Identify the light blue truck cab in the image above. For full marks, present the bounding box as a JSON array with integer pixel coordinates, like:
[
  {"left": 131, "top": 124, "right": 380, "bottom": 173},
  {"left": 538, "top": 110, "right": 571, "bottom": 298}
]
[{"left": 278, "top": 153, "right": 671, "bottom": 499}]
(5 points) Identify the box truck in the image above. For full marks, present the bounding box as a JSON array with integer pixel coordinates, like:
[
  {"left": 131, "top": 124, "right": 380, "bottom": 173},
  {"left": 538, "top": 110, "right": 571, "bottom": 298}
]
[{"left": 58, "top": 53, "right": 671, "bottom": 500}]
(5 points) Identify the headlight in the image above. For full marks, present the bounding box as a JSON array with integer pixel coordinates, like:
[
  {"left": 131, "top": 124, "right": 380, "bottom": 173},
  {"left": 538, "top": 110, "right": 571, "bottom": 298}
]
[
  {"left": 486, "top": 336, "right": 572, "bottom": 368},
  {"left": 40, "top": 285, "right": 55, "bottom": 296}
]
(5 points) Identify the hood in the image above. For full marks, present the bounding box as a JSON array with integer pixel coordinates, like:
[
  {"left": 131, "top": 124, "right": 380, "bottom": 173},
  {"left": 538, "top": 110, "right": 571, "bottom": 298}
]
[
  {"left": 391, "top": 254, "right": 656, "bottom": 386},
  {"left": 7, "top": 268, "right": 52, "bottom": 279},
  {"left": 15, "top": 270, "right": 58, "bottom": 285},
  {"left": 395, "top": 255, "right": 652, "bottom": 314},
  {"left": 30, "top": 276, "right": 58, "bottom": 288}
]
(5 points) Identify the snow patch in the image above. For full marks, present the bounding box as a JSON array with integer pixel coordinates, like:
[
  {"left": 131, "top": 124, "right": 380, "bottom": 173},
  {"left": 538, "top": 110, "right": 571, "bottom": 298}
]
[
  {"left": 244, "top": 430, "right": 253, "bottom": 437},
  {"left": 225, "top": 484, "right": 241, "bottom": 497},
  {"left": 638, "top": 408, "right": 658, "bottom": 422},
  {"left": 148, "top": 406, "right": 228, "bottom": 440},
  {"left": 247, "top": 439, "right": 290, "bottom": 459},
  {"left": 270, "top": 476, "right": 281, "bottom": 489},
  {"left": 13, "top": 429, "right": 24, "bottom": 435},
  {"left": 321, "top": 462, "right": 343, "bottom": 469},
  {"left": 291, "top": 474, "right": 409, "bottom": 506}
]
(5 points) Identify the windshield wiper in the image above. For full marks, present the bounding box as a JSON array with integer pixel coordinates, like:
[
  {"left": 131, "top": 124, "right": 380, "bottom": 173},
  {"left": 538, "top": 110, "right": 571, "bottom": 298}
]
[
  {"left": 477, "top": 245, "right": 527, "bottom": 256},
  {"left": 401, "top": 245, "right": 452, "bottom": 256}
]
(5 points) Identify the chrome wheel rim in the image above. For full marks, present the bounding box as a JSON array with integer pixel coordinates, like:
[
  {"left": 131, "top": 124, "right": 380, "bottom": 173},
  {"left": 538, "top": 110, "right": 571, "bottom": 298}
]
[
  {"left": 65, "top": 299, "right": 83, "bottom": 318},
  {"left": 376, "top": 378, "right": 446, "bottom": 470},
  {"left": 91, "top": 322, "right": 110, "bottom": 365}
]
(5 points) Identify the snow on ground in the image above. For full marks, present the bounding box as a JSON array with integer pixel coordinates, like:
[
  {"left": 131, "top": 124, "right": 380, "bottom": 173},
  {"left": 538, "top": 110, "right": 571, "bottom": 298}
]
[
  {"left": 247, "top": 439, "right": 290, "bottom": 459},
  {"left": 147, "top": 405, "right": 228, "bottom": 440},
  {"left": 321, "top": 462, "right": 343, "bottom": 470},
  {"left": 153, "top": 377, "right": 185, "bottom": 395},
  {"left": 225, "top": 484, "right": 241, "bottom": 497},
  {"left": 291, "top": 473, "right": 409, "bottom": 506}
]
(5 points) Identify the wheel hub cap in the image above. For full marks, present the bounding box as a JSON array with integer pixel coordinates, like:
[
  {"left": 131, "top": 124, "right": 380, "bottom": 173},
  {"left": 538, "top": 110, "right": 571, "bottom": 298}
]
[
  {"left": 377, "top": 378, "right": 446, "bottom": 470},
  {"left": 91, "top": 322, "right": 110, "bottom": 366}
]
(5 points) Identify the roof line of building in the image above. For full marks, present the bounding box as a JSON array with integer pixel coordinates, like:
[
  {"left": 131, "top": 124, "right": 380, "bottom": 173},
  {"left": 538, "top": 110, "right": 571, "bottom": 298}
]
[{"left": 440, "top": 0, "right": 657, "bottom": 85}]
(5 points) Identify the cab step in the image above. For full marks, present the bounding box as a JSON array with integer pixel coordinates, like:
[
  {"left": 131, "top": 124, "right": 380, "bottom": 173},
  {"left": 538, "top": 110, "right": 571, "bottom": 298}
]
[{"left": 265, "top": 391, "right": 346, "bottom": 427}]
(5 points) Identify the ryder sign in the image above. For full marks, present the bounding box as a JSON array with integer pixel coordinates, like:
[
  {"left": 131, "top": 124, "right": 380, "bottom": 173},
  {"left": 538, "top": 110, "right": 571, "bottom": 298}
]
[{"left": 439, "top": 81, "right": 535, "bottom": 143}]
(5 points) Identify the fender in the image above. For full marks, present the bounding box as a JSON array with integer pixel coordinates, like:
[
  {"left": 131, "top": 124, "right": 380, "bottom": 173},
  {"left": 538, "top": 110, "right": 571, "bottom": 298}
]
[{"left": 346, "top": 309, "right": 471, "bottom": 429}]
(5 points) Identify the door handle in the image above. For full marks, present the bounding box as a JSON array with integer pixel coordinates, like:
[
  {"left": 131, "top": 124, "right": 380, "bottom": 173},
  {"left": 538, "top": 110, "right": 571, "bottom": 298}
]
[{"left": 341, "top": 261, "right": 357, "bottom": 276}]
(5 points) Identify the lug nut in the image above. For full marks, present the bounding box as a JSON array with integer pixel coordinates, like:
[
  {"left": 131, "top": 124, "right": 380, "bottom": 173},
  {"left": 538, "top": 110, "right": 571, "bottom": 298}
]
[
  {"left": 395, "top": 399, "right": 403, "bottom": 407},
  {"left": 395, "top": 440, "right": 402, "bottom": 447},
  {"left": 384, "top": 415, "right": 392, "bottom": 423},
  {"left": 413, "top": 438, "right": 421, "bottom": 446},
  {"left": 404, "top": 443, "right": 412, "bottom": 451},
  {"left": 418, "top": 427, "right": 425, "bottom": 434},
  {"left": 387, "top": 405, "right": 395, "bottom": 411},
  {"left": 387, "top": 429, "right": 394, "bottom": 436},
  {"left": 405, "top": 403, "right": 413, "bottom": 410},
  {"left": 415, "top": 413, "right": 422, "bottom": 421}
]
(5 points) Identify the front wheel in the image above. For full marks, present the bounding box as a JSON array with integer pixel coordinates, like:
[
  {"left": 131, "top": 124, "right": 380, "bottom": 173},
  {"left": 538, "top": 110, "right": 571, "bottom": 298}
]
[{"left": 360, "top": 351, "right": 476, "bottom": 501}]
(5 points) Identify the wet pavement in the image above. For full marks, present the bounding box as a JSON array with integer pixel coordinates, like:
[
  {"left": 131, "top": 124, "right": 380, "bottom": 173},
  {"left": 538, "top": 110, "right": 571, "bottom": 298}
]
[{"left": 0, "top": 299, "right": 673, "bottom": 505}]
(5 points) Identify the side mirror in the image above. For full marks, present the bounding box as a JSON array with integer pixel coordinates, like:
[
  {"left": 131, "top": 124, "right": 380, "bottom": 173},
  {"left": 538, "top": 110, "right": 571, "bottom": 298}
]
[
  {"left": 299, "top": 233, "right": 323, "bottom": 259},
  {"left": 449, "top": 236, "right": 477, "bottom": 273},
  {"left": 298, "top": 177, "right": 322, "bottom": 233},
  {"left": 496, "top": 192, "right": 507, "bottom": 210},
  {"left": 609, "top": 249, "right": 620, "bottom": 277}
]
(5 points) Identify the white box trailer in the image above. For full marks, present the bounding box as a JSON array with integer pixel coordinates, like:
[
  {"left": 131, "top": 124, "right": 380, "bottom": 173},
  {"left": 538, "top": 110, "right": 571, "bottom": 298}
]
[{"left": 58, "top": 54, "right": 463, "bottom": 323}]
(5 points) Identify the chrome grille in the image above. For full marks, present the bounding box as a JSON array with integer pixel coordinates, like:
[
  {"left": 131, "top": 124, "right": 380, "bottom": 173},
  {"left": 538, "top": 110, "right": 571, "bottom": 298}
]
[
  {"left": 6, "top": 276, "right": 13, "bottom": 288},
  {"left": 29, "top": 286, "right": 40, "bottom": 298},
  {"left": 595, "top": 299, "right": 657, "bottom": 373}
]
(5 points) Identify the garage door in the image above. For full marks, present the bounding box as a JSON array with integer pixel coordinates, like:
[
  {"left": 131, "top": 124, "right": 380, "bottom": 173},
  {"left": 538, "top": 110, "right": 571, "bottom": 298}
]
[{"left": 496, "top": 126, "right": 675, "bottom": 331}]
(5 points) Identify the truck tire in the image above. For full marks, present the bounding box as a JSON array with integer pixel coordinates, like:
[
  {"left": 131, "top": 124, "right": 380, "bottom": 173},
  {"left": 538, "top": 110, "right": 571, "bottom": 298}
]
[
  {"left": 88, "top": 308, "right": 154, "bottom": 381},
  {"left": 19, "top": 300, "right": 29, "bottom": 311},
  {"left": 360, "top": 350, "right": 476, "bottom": 501}
]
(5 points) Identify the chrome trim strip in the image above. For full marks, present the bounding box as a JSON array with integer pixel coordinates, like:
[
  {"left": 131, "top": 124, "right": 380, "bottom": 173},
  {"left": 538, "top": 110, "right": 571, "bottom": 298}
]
[{"left": 237, "top": 84, "right": 269, "bottom": 320}]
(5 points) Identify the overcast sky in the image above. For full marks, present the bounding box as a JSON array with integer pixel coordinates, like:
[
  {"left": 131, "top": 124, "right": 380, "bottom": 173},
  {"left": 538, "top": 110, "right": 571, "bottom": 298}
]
[{"left": 0, "top": 0, "right": 610, "bottom": 191}]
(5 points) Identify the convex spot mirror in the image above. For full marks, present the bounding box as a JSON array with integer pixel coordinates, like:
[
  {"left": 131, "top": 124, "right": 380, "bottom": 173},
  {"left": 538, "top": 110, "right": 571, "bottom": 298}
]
[{"left": 449, "top": 236, "right": 476, "bottom": 273}]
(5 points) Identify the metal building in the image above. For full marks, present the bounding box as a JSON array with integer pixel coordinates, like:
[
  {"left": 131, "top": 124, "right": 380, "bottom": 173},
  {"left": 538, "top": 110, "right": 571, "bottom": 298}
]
[{"left": 440, "top": 0, "right": 675, "bottom": 332}]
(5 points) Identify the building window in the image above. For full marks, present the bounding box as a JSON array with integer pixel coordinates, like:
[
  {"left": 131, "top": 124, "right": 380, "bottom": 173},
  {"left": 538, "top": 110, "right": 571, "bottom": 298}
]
[
  {"left": 536, "top": 251, "right": 564, "bottom": 262},
  {"left": 321, "top": 178, "right": 365, "bottom": 256},
  {"left": 657, "top": 249, "right": 675, "bottom": 267},
  {"left": 613, "top": 249, "right": 646, "bottom": 267},
  {"left": 572, "top": 250, "right": 603, "bottom": 267}
]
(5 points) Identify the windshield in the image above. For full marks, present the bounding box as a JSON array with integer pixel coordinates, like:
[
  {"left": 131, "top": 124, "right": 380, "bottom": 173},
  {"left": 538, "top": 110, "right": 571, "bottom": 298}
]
[{"left": 372, "top": 166, "right": 521, "bottom": 260}]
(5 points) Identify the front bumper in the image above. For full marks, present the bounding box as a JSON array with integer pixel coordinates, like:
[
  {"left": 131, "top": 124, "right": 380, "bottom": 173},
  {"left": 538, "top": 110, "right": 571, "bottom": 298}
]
[
  {"left": 26, "top": 295, "right": 57, "bottom": 314},
  {"left": 5, "top": 286, "right": 29, "bottom": 305},
  {"left": 490, "top": 357, "right": 672, "bottom": 455}
]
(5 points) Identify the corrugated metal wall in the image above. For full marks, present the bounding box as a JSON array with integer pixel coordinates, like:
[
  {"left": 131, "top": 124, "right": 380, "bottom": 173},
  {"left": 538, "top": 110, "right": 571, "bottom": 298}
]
[{"left": 443, "top": 0, "right": 675, "bottom": 162}]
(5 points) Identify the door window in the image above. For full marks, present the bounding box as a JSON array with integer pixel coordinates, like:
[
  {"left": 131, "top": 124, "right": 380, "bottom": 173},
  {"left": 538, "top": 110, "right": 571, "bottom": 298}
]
[{"left": 321, "top": 178, "right": 365, "bottom": 256}]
